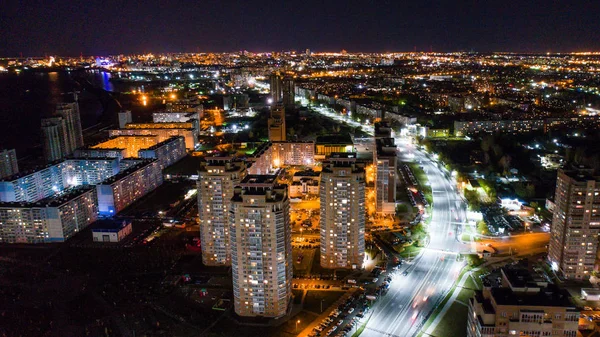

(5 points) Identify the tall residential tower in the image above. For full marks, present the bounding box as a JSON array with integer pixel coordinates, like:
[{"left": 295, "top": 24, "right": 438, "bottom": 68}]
[
  {"left": 548, "top": 167, "right": 600, "bottom": 280},
  {"left": 197, "top": 156, "right": 246, "bottom": 266},
  {"left": 230, "top": 175, "right": 292, "bottom": 317},
  {"left": 319, "top": 153, "right": 366, "bottom": 269}
]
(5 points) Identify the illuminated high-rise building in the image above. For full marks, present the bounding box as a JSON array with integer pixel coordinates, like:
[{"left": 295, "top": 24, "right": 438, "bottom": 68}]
[
  {"left": 55, "top": 102, "right": 84, "bottom": 151},
  {"left": 230, "top": 175, "right": 292, "bottom": 317},
  {"left": 269, "top": 73, "right": 283, "bottom": 102},
  {"left": 268, "top": 104, "right": 286, "bottom": 142},
  {"left": 319, "top": 153, "right": 365, "bottom": 269},
  {"left": 548, "top": 167, "right": 600, "bottom": 280},
  {"left": 375, "top": 138, "right": 397, "bottom": 215},
  {"left": 41, "top": 101, "right": 84, "bottom": 162},
  {"left": 197, "top": 156, "right": 247, "bottom": 266},
  {"left": 282, "top": 76, "right": 295, "bottom": 108},
  {"left": 41, "top": 117, "right": 69, "bottom": 162},
  {"left": 0, "top": 149, "right": 18, "bottom": 179}
]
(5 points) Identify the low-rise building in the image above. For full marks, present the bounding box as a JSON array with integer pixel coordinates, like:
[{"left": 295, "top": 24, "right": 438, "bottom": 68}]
[
  {"left": 289, "top": 170, "right": 320, "bottom": 198},
  {"left": 92, "top": 219, "right": 132, "bottom": 243},
  {"left": 315, "top": 134, "right": 354, "bottom": 160},
  {"left": 468, "top": 263, "right": 579, "bottom": 337}
]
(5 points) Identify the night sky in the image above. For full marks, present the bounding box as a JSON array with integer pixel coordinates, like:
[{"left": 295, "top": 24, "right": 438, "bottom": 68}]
[{"left": 2, "top": 0, "right": 600, "bottom": 56}]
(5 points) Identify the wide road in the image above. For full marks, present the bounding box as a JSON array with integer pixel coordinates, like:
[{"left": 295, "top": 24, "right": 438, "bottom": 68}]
[
  {"left": 299, "top": 99, "right": 469, "bottom": 337},
  {"left": 361, "top": 138, "right": 469, "bottom": 337}
]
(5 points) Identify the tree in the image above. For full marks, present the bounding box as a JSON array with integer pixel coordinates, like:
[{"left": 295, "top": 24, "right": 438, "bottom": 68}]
[
  {"left": 464, "top": 189, "right": 481, "bottom": 211},
  {"left": 492, "top": 144, "right": 504, "bottom": 158},
  {"left": 480, "top": 135, "right": 494, "bottom": 153},
  {"left": 477, "top": 221, "right": 490, "bottom": 235},
  {"left": 287, "top": 127, "right": 295, "bottom": 138},
  {"left": 498, "top": 155, "right": 512, "bottom": 174}
]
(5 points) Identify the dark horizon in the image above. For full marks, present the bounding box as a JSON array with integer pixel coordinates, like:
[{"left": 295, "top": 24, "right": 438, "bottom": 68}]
[{"left": 2, "top": 0, "right": 600, "bottom": 57}]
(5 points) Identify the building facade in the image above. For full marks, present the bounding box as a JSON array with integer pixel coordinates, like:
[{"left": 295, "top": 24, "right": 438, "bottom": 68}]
[
  {"left": 197, "top": 157, "right": 247, "bottom": 266},
  {"left": 62, "top": 158, "right": 121, "bottom": 187},
  {"left": 109, "top": 127, "right": 197, "bottom": 150},
  {"left": 375, "top": 138, "right": 397, "bottom": 215},
  {"left": 467, "top": 266, "right": 579, "bottom": 337},
  {"left": 548, "top": 168, "right": 600, "bottom": 280},
  {"left": 230, "top": 175, "right": 292, "bottom": 317},
  {"left": 96, "top": 159, "right": 163, "bottom": 215},
  {"left": 0, "top": 163, "right": 65, "bottom": 203},
  {"left": 138, "top": 136, "right": 187, "bottom": 169},
  {"left": 41, "top": 117, "right": 69, "bottom": 162},
  {"left": 268, "top": 104, "right": 286, "bottom": 142},
  {"left": 319, "top": 153, "right": 366, "bottom": 269},
  {"left": 271, "top": 141, "right": 314, "bottom": 167},
  {"left": 41, "top": 102, "right": 84, "bottom": 162},
  {"left": 0, "top": 149, "right": 18, "bottom": 179},
  {"left": 0, "top": 186, "right": 98, "bottom": 243}
]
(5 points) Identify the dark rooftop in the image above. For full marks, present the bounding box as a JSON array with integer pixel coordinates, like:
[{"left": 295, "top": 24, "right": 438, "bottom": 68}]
[
  {"left": 490, "top": 286, "right": 575, "bottom": 308},
  {"left": 316, "top": 134, "right": 353, "bottom": 145},
  {"left": 91, "top": 219, "right": 131, "bottom": 232}
]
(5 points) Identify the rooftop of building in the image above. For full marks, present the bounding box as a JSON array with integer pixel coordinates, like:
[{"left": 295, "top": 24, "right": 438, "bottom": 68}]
[
  {"left": 316, "top": 134, "right": 353, "bottom": 145},
  {"left": 240, "top": 174, "right": 278, "bottom": 185},
  {"left": 0, "top": 186, "right": 96, "bottom": 208},
  {"left": 501, "top": 261, "right": 548, "bottom": 289},
  {"left": 0, "top": 159, "right": 65, "bottom": 182},
  {"left": 98, "top": 159, "right": 158, "bottom": 185},
  {"left": 376, "top": 138, "right": 396, "bottom": 156},
  {"left": 374, "top": 121, "right": 393, "bottom": 138},
  {"left": 322, "top": 153, "right": 365, "bottom": 173},
  {"left": 486, "top": 286, "right": 575, "bottom": 309},
  {"left": 139, "top": 136, "right": 185, "bottom": 151},
  {"left": 124, "top": 122, "right": 194, "bottom": 129},
  {"left": 271, "top": 140, "right": 315, "bottom": 144},
  {"left": 91, "top": 219, "right": 132, "bottom": 233},
  {"left": 294, "top": 169, "right": 320, "bottom": 177},
  {"left": 560, "top": 166, "right": 599, "bottom": 182},
  {"left": 85, "top": 135, "right": 158, "bottom": 148}
]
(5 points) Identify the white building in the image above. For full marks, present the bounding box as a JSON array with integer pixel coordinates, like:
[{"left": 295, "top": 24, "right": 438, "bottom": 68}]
[{"left": 92, "top": 219, "right": 132, "bottom": 242}]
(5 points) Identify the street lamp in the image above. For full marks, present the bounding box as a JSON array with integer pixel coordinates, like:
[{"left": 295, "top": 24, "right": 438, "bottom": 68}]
[{"left": 296, "top": 319, "right": 301, "bottom": 333}]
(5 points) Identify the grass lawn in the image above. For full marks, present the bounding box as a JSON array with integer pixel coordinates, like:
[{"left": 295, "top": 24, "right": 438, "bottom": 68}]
[
  {"left": 303, "top": 291, "right": 346, "bottom": 314},
  {"left": 431, "top": 302, "right": 469, "bottom": 337},
  {"left": 461, "top": 233, "right": 471, "bottom": 242},
  {"left": 456, "top": 287, "right": 475, "bottom": 304}
]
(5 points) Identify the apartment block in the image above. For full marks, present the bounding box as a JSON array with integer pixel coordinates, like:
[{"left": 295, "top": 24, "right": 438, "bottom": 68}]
[
  {"left": 0, "top": 186, "right": 98, "bottom": 243},
  {"left": 230, "top": 175, "right": 292, "bottom": 317},
  {"left": 96, "top": 159, "right": 163, "bottom": 215},
  {"left": 197, "top": 156, "right": 247, "bottom": 266},
  {"left": 548, "top": 167, "right": 600, "bottom": 280},
  {"left": 319, "top": 153, "right": 366, "bottom": 269}
]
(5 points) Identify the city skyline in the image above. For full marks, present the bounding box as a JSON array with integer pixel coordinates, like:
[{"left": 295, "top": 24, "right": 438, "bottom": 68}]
[{"left": 2, "top": 0, "right": 600, "bottom": 56}]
